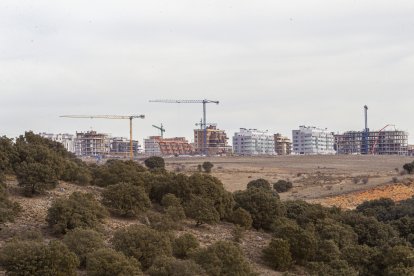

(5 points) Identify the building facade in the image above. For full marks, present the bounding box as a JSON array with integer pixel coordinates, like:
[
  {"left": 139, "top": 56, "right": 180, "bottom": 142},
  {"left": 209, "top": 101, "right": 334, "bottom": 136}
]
[
  {"left": 144, "top": 136, "right": 194, "bottom": 156},
  {"left": 335, "top": 130, "right": 409, "bottom": 155},
  {"left": 194, "top": 125, "right": 229, "bottom": 155},
  {"left": 75, "top": 131, "right": 110, "bottom": 157},
  {"left": 233, "top": 128, "right": 275, "bottom": 155},
  {"left": 274, "top": 133, "right": 292, "bottom": 155},
  {"left": 292, "top": 126, "right": 335, "bottom": 155},
  {"left": 39, "top": 132, "right": 76, "bottom": 153},
  {"left": 110, "top": 137, "right": 141, "bottom": 157}
]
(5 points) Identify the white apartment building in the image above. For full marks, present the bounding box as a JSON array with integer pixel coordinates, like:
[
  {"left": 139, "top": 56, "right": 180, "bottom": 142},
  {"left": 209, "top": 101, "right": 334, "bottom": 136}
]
[
  {"left": 233, "top": 128, "right": 275, "bottom": 155},
  {"left": 292, "top": 126, "right": 335, "bottom": 155},
  {"left": 39, "top": 132, "right": 76, "bottom": 153}
]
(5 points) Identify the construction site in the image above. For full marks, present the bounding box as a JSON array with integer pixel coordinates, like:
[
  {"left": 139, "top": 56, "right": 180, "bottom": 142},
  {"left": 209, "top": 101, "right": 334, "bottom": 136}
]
[{"left": 335, "top": 106, "right": 409, "bottom": 155}]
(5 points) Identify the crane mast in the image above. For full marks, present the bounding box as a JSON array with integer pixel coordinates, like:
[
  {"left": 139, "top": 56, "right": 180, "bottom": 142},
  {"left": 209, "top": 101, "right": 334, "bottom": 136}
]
[
  {"left": 149, "top": 99, "right": 219, "bottom": 155},
  {"left": 60, "top": 114, "right": 145, "bottom": 160}
]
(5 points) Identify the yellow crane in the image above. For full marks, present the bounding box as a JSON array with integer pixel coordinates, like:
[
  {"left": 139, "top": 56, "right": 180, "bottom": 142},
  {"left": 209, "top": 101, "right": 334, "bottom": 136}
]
[{"left": 60, "top": 115, "right": 145, "bottom": 160}]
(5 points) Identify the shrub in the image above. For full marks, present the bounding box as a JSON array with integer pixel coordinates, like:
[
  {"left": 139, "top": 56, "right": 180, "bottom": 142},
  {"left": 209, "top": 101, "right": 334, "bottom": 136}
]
[
  {"left": 145, "top": 156, "right": 166, "bottom": 170},
  {"left": 341, "top": 244, "right": 380, "bottom": 276},
  {"left": 86, "top": 248, "right": 143, "bottom": 276},
  {"left": 0, "top": 184, "right": 21, "bottom": 227},
  {"left": 146, "top": 211, "right": 180, "bottom": 232},
  {"left": 232, "top": 225, "right": 245, "bottom": 243},
  {"left": 173, "top": 233, "right": 200, "bottom": 259},
  {"left": 202, "top": 161, "right": 214, "bottom": 173},
  {"left": 262, "top": 238, "right": 292, "bottom": 271},
  {"left": 61, "top": 161, "right": 92, "bottom": 185},
  {"left": 0, "top": 136, "right": 18, "bottom": 173},
  {"left": 403, "top": 162, "right": 414, "bottom": 174},
  {"left": 192, "top": 241, "right": 255, "bottom": 276},
  {"left": 247, "top": 178, "right": 271, "bottom": 190},
  {"left": 91, "top": 159, "right": 146, "bottom": 187},
  {"left": 46, "top": 192, "right": 108, "bottom": 234},
  {"left": 162, "top": 194, "right": 186, "bottom": 221},
  {"left": 102, "top": 182, "right": 151, "bottom": 217},
  {"left": 15, "top": 161, "right": 59, "bottom": 196},
  {"left": 315, "top": 239, "right": 341, "bottom": 262},
  {"left": 185, "top": 196, "right": 220, "bottom": 226},
  {"left": 307, "top": 260, "right": 358, "bottom": 276},
  {"left": 0, "top": 239, "right": 79, "bottom": 276},
  {"left": 234, "top": 187, "right": 284, "bottom": 230},
  {"left": 63, "top": 228, "right": 105, "bottom": 267},
  {"left": 147, "top": 256, "right": 206, "bottom": 276},
  {"left": 112, "top": 225, "right": 172, "bottom": 270},
  {"left": 273, "top": 180, "right": 293, "bottom": 193},
  {"left": 231, "top": 207, "right": 253, "bottom": 229},
  {"left": 361, "top": 176, "right": 369, "bottom": 184}
]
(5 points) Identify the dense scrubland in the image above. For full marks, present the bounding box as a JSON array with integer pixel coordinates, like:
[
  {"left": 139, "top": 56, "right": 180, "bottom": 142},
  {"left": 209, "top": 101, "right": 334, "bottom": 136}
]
[{"left": 1, "top": 132, "right": 414, "bottom": 275}]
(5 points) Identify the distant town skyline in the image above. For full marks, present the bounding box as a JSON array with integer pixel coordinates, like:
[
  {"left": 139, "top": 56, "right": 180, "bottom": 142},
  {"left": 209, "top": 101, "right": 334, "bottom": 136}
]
[{"left": 1, "top": 1, "right": 413, "bottom": 144}]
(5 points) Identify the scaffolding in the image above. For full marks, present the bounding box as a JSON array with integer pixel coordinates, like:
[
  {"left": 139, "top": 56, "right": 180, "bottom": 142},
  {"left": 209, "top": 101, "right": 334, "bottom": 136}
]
[{"left": 335, "top": 129, "right": 409, "bottom": 155}]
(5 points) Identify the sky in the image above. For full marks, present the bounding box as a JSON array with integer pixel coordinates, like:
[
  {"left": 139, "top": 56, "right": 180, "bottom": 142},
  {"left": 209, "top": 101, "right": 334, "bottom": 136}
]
[{"left": 1, "top": 0, "right": 413, "bottom": 144}]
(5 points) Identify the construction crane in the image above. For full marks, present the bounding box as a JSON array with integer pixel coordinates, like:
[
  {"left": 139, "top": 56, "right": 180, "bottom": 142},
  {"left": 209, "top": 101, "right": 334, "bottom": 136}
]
[
  {"left": 60, "top": 115, "right": 145, "bottom": 160},
  {"left": 195, "top": 119, "right": 216, "bottom": 130},
  {"left": 149, "top": 99, "right": 219, "bottom": 155},
  {"left": 152, "top": 124, "right": 165, "bottom": 138},
  {"left": 371, "top": 124, "right": 396, "bottom": 155}
]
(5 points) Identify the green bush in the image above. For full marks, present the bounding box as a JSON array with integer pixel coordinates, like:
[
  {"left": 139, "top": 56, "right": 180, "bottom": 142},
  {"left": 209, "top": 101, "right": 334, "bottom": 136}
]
[
  {"left": 314, "top": 218, "right": 358, "bottom": 249},
  {"left": 341, "top": 244, "right": 380, "bottom": 276},
  {"left": 146, "top": 211, "right": 180, "bottom": 232},
  {"left": 192, "top": 241, "right": 255, "bottom": 276},
  {"left": 202, "top": 161, "right": 214, "bottom": 173},
  {"left": 162, "top": 194, "right": 186, "bottom": 221},
  {"left": 63, "top": 228, "right": 105, "bottom": 267},
  {"left": 315, "top": 239, "right": 341, "bottom": 262},
  {"left": 145, "top": 156, "right": 166, "bottom": 170},
  {"left": 247, "top": 178, "right": 271, "bottom": 190},
  {"left": 173, "top": 233, "right": 200, "bottom": 259},
  {"left": 86, "top": 248, "right": 143, "bottom": 276},
  {"left": 0, "top": 239, "right": 79, "bottom": 276},
  {"left": 46, "top": 192, "right": 108, "bottom": 234},
  {"left": 231, "top": 207, "right": 253, "bottom": 229},
  {"left": 0, "top": 184, "right": 21, "bottom": 227},
  {"left": 147, "top": 255, "right": 206, "bottom": 276},
  {"left": 91, "top": 159, "right": 147, "bottom": 187},
  {"left": 15, "top": 161, "right": 59, "bottom": 196},
  {"left": 61, "top": 160, "right": 92, "bottom": 185},
  {"left": 161, "top": 193, "right": 182, "bottom": 207},
  {"left": 234, "top": 187, "right": 284, "bottom": 230},
  {"left": 112, "top": 224, "right": 172, "bottom": 270},
  {"left": 0, "top": 136, "right": 18, "bottom": 174},
  {"left": 262, "top": 238, "right": 292, "bottom": 271},
  {"left": 403, "top": 162, "right": 414, "bottom": 174},
  {"left": 185, "top": 196, "right": 220, "bottom": 226},
  {"left": 102, "top": 182, "right": 151, "bottom": 217},
  {"left": 273, "top": 180, "right": 293, "bottom": 193},
  {"left": 307, "top": 260, "right": 358, "bottom": 276},
  {"left": 232, "top": 225, "right": 245, "bottom": 243}
]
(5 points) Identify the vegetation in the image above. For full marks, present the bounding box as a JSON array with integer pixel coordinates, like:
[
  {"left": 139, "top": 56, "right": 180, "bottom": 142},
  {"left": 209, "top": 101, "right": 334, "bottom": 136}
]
[
  {"left": 102, "top": 182, "right": 151, "bottom": 217},
  {"left": 0, "top": 239, "right": 79, "bottom": 276},
  {"left": 112, "top": 225, "right": 172, "bottom": 270},
  {"left": 234, "top": 187, "right": 284, "bottom": 230},
  {"left": 145, "top": 156, "right": 166, "bottom": 170},
  {"left": 191, "top": 241, "right": 255, "bottom": 276},
  {"left": 173, "top": 233, "right": 200, "bottom": 259},
  {"left": 147, "top": 256, "right": 206, "bottom": 276},
  {"left": 46, "top": 192, "right": 108, "bottom": 234},
  {"left": 185, "top": 196, "right": 220, "bottom": 226},
  {"left": 262, "top": 238, "right": 292, "bottom": 271},
  {"left": 403, "top": 161, "right": 414, "bottom": 174},
  {"left": 202, "top": 161, "right": 214, "bottom": 173},
  {"left": 0, "top": 183, "right": 21, "bottom": 228},
  {"left": 247, "top": 178, "right": 271, "bottom": 190},
  {"left": 63, "top": 228, "right": 105, "bottom": 267},
  {"left": 86, "top": 248, "right": 143, "bottom": 276},
  {"left": 273, "top": 180, "right": 293, "bottom": 193},
  {"left": 90, "top": 159, "right": 146, "bottom": 187},
  {"left": 231, "top": 207, "right": 253, "bottom": 229}
]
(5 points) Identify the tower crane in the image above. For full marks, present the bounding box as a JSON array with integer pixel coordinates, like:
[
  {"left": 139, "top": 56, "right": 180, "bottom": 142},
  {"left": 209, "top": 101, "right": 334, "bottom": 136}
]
[
  {"left": 152, "top": 124, "right": 166, "bottom": 138},
  {"left": 195, "top": 119, "right": 216, "bottom": 130},
  {"left": 149, "top": 99, "right": 219, "bottom": 155},
  {"left": 60, "top": 115, "right": 145, "bottom": 160}
]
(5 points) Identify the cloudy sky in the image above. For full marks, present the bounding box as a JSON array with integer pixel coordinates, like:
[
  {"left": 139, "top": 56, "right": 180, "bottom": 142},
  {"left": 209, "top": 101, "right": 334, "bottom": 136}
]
[{"left": 1, "top": 0, "right": 413, "bottom": 144}]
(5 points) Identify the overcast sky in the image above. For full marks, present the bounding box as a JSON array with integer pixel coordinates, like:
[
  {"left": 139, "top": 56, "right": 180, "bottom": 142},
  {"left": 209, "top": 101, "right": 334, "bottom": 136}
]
[{"left": 1, "top": 0, "right": 413, "bottom": 144}]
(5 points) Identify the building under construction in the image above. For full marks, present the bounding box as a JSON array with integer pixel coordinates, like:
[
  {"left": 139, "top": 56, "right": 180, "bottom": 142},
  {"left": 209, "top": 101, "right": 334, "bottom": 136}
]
[
  {"left": 335, "top": 129, "right": 409, "bottom": 155},
  {"left": 75, "top": 131, "right": 110, "bottom": 157},
  {"left": 110, "top": 137, "right": 140, "bottom": 157},
  {"left": 274, "top": 133, "right": 292, "bottom": 155},
  {"left": 144, "top": 136, "right": 194, "bottom": 156},
  {"left": 194, "top": 125, "right": 229, "bottom": 155}
]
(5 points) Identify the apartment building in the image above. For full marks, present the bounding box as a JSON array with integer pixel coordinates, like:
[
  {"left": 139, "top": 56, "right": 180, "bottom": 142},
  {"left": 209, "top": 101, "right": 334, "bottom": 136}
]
[
  {"left": 292, "top": 126, "right": 335, "bottom": 155},
  {"left": 233, "top": 128, "right": 275, "bottom": 155}
]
